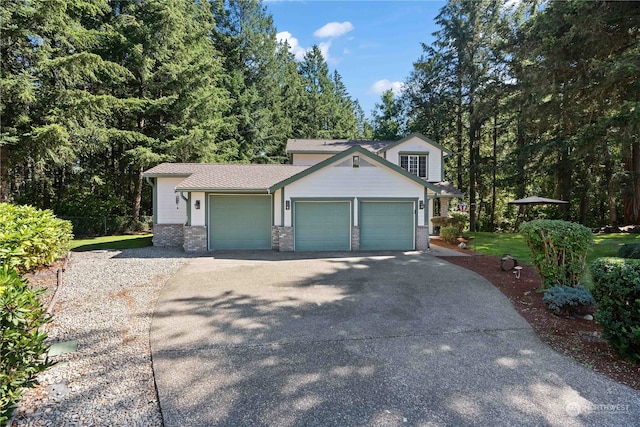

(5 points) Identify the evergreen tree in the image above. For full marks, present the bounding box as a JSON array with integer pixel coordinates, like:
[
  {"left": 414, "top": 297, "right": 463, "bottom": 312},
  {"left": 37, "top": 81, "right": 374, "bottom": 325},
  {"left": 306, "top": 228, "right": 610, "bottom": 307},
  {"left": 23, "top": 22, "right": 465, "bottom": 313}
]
[
  {"left": 298, "top": 45, "right": 335, "bottom": 138},
  {"left": 372, "top": 89, "right": 404, "bottom": 140},
  {"left": 211, "top": 0, "right": 282, "bottom": 162}
]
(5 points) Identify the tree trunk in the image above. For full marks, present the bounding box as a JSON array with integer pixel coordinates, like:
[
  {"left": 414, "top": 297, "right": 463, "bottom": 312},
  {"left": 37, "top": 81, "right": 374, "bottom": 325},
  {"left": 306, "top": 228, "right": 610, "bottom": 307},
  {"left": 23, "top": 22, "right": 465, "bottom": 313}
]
[
  {"left": 469, "top": 121, "right": 478, "bottom": 232},
  {"left": 131, "top": 165, "right": 143, "bottom": 220},
  {"left": 557, "top": 143, "right": 571, "bottom": 220},
  {"left": 0, "top": 144, "right": 8, "bottom": 202},
  {"left": 514, "top": 113, "right": 527, "bottom": 199},
  {"left": 456, "top": 78, "right": 464, "bottom": 191},
  {"left": 622, "top": 141, "right": 640, "bottom": 224},
  {"left": 490, "top": 115, "right": 498, "bottom": 230}
]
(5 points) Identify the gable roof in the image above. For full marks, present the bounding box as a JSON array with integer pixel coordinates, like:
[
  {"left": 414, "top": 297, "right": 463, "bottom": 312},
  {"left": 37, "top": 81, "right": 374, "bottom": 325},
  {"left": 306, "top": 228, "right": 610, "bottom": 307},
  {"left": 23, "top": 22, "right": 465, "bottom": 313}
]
[
  {"left": 286, "top": 133, "right": 453, "bottom": 156},
  {"left": 378, "top": 133, "right": 453, "bottom": 156},
  {"left": 143, "top": 163, "right": 309, "bottom": 192},
  {"left": 433, "top": 181, "right": 464, "bottom": 198},
  {"left": 270, "top": 145, "right": 442, "bottom": 194},
  {"left": 286, "top": 138, "right": 393, "bottom": 154}
]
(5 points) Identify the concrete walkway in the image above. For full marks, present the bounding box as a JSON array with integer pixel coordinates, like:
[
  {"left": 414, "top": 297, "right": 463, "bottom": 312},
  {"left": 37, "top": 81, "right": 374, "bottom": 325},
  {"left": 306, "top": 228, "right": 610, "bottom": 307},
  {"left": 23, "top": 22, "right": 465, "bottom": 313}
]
[{"left": 151, "top": 252, "right": 639, "bottom": 426}]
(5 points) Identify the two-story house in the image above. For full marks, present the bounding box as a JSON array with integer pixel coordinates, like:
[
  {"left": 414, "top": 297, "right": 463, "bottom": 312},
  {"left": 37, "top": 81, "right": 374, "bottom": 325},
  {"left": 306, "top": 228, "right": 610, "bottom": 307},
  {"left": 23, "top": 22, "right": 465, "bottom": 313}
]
[{"left": 143, "top": 133, "right": 462, "bottom": 252}]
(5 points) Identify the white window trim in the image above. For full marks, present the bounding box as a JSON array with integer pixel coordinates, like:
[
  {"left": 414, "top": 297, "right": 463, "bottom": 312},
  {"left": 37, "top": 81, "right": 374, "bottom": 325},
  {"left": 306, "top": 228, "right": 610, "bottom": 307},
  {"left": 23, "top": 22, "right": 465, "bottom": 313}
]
[{"left": 400, "top": 154, "right": 428, "bottom": 179}]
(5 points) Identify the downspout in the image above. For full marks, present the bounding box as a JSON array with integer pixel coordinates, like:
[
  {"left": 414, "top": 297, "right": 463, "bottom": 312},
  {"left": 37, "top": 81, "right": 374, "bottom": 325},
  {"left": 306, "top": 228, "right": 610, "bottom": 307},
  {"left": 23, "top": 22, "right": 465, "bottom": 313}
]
[
  {"left": 180, "top": 192, "right": 189, "bottom": 226},
  {"left": 145, "top": 177, "right": 157, "bottom": 226}
]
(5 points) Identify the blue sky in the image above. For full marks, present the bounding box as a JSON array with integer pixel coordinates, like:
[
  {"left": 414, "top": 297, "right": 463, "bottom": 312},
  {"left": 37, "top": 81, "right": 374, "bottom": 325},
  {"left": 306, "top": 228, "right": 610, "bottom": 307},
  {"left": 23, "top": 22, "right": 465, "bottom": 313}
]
[{"left": 266, "top": 1, "right": 445, "bottom": 117}]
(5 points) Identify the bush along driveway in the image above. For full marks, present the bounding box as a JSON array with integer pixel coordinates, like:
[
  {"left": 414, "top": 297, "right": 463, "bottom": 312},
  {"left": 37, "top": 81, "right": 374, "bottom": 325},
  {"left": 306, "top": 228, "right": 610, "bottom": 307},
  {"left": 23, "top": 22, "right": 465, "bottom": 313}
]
[{"left": 151, "top": 252, "right": 640, "bottom": 427}]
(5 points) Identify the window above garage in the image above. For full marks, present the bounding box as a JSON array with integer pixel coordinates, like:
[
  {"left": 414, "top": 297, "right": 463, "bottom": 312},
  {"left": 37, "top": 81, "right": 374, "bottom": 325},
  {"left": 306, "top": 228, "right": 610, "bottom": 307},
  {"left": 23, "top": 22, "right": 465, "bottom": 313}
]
[{"left": 399, "top": 153, "right": 428, "bottom": 179}]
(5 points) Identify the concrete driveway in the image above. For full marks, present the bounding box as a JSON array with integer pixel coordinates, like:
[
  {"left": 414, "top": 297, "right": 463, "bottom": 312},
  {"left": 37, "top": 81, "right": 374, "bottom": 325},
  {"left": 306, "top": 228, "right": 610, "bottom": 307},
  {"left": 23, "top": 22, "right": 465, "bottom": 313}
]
[{"left": 151, "top": 252, "right": 639, "bottom": 426}]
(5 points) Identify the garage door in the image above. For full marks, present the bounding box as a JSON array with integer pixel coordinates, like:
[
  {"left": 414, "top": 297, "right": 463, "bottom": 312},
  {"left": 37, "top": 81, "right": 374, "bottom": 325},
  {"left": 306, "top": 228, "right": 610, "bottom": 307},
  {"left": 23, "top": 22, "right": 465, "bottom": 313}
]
[
  {"left": 294, "top": 201, "right": 351, "bottom": 251},
  {"left": 208, "top": 195, "right": 272, "bottom": 250},
  {"left": 360, "top": 201, "right": 415, "bottom": 250}
]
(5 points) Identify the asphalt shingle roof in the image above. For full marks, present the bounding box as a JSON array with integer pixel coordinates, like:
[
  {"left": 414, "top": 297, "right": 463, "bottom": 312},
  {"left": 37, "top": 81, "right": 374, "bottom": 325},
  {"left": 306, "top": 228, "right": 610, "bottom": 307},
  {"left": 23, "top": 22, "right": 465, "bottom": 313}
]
[
  {"left": 286, "top": 139, "right": 393, "bottom": 154},
  {"left": 143, "top": 163, "right": 309, "bottom": 191}
]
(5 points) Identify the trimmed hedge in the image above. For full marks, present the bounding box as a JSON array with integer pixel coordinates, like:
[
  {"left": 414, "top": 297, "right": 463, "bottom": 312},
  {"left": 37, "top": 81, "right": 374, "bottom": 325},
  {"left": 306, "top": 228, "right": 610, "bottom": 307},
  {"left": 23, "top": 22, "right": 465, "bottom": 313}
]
[
  {"left": 520, "top": 220, "right": 592, "bottom": 288},
  {"left": 617, "top": 243, "right": 640, "bottom": 259},
  {"left": 440, "top": 226, "right": 459, "bottom": 244},
  {"left": 0, "top": 204, "right": 73, "bottom": 272},
  {"left": 591, "top": 258, "right": 640, "bottom": 363},
  {"left": 432, "top": 212, "right": 468, "bottom": 234},
  {"left": 0, "top": 266, "right": 52, "bottom": 423}
]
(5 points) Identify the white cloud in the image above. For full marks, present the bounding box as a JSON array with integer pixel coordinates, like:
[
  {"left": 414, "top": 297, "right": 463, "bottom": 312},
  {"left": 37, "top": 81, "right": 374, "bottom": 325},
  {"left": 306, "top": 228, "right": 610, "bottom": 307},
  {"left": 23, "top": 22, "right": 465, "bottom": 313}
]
[
  {"left": 318, "top": 41, "right": 332, "bottom": 62},
  {"left": 276, "top": 31, "right": 308, "bottom": 61},
  {"left": 313, "top": 21, "right": 354, "bottom": 39},
  {"left": 370, "top": 80, "right": 405, "bottom": 95}
]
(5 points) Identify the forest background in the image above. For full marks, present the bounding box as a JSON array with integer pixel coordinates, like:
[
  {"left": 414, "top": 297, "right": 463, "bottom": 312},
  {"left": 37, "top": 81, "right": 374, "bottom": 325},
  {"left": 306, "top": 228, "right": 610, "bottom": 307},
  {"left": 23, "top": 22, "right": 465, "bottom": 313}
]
[{"left": 1, "top": 0, "right": 638, "bottom": 231}]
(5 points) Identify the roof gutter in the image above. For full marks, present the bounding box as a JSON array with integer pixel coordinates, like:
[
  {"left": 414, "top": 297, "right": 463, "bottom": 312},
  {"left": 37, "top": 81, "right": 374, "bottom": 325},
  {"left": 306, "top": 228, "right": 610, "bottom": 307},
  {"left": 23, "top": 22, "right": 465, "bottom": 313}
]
[{"left": 174, "top": 188, "right": 271, "bottom": 194}]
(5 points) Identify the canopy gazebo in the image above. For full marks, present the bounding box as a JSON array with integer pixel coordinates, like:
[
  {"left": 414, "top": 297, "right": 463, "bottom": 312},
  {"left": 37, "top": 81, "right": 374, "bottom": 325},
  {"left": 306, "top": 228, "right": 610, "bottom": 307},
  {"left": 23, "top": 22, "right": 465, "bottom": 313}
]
[{"left": 509, "top": 196, "right": 569, "bottom": 229}]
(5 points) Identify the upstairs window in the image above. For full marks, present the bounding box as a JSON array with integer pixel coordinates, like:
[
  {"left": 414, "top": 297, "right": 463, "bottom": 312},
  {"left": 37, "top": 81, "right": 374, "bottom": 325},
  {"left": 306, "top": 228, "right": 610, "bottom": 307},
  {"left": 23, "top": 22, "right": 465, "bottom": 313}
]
[{"left": 400, "top": 154, "right": 428, "bottom": 178}]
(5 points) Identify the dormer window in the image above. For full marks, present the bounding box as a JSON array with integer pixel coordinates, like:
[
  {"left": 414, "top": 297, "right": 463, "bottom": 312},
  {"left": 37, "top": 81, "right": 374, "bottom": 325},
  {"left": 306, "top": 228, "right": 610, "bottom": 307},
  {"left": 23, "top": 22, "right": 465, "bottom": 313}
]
[{"left": 400, "top": 154, "right": 428, "bottom": 178}]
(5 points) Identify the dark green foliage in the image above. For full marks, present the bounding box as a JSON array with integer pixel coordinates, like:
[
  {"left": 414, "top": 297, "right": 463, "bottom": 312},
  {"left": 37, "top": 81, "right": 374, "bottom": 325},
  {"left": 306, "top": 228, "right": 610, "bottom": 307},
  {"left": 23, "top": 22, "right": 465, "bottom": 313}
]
[
  {"left": 431, "top": 216, "right": 455, "bottom": 228},
  {"left": 372, "top": 89, "right": 404, "bottom": 140},
  {"left": 591, "top": 258, "right": 640, "bottom": 363},
  {"left": 449, "top": 212, "right": 469, "bottom": 235},
  {"left": 1, "top": 0, "right": 363, "bottom": 219},
  {"left": 0, "top": 204, "right": 73, "bottom": 272},
  {"left": 542, "top": 285, "right": 595, "bottom": 316},
  {"left": 0, "top": 266, "right": 52, "bottom": 424},
  {"left": 440, "top": 226, "right": 459, "bottom": 244},
  {"left": 433, "top": 212, "right": 468, "bottom": 237},
  {"left": 520, "top": 220, "right": 593, "bottom": 288},
  {"left": 617, "top": 243, "right": 640, "bottom": 259}
]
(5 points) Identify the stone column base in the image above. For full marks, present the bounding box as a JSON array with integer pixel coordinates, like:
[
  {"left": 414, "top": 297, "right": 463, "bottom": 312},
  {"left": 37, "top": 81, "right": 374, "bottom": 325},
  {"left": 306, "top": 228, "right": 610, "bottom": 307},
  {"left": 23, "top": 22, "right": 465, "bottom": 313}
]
[
  {"left": 152, "top": 224, "right": 184, "bottom": 247},
  {"left": 184, "top": 226, "right": 207, "bottom": 252}
]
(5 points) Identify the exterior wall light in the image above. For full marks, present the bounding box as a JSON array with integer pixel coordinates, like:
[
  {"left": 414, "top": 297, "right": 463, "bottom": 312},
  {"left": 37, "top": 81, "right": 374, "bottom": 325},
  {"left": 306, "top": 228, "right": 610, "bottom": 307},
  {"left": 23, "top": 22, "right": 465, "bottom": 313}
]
[
  {"left": 419, "top": 200, "right": 424, "bottom": 210},
  {"left": 285, "top": 200, "right": 291, "bottom": 210},
  {"left": 194, "top": 200, "right": 201, "bottom": 210}
]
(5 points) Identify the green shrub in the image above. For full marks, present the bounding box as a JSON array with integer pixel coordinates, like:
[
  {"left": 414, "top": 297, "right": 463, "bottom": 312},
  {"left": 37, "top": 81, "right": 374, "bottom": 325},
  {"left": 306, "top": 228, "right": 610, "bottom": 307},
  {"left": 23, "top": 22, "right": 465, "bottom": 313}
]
[
  {"left": 0, "top": 204, "right": 73, "bottom": 272},
  {"left": 0, "top": 266, "right": 52, "bottom": 423},
  {"left": 520, "top": 220, "right": 593, "bottom": 289},
  {"left": 431, "top": 216, "right": 454, "bottom": 229},
  {"left": 591, "top": 258, "right": 640, "bottom": 363},
  {"left": 542, "top": 285, "right": 595, "bottom": 316},
  {"left": 441, "top": 226, "right": 459, "bottom": 244},
  {"left": 617, "top": 243, "right": 640, "bottom": 259},
  {"left": 449, "top": 211, "right": 469, "bottom": 235}
]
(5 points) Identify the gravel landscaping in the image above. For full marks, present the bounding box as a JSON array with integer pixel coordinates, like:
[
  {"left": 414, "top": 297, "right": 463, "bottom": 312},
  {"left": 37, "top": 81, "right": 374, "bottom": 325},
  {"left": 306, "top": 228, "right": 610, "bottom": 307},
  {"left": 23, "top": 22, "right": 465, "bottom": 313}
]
[{"left": 12, "top": 247, "right": 191, "bottom": 427}]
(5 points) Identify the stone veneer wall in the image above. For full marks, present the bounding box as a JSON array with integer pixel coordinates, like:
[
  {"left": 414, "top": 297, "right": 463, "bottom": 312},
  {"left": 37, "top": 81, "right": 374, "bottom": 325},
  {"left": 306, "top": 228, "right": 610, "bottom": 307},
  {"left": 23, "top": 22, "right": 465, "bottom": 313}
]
[
  {"left": 183, "top": 226, "right": 207, "bottom": 252},
  {"left": 152, "top": 224, "right": 184, "bottom": 247},
  {"left": 416, "top": 226, "right": 430, "bottom": 250},
  {"left": 351, "top": 226, "right": 360, "bottom": 251},
  {"left": 273, "top": 226, "right": 294, "bottom": 252}
]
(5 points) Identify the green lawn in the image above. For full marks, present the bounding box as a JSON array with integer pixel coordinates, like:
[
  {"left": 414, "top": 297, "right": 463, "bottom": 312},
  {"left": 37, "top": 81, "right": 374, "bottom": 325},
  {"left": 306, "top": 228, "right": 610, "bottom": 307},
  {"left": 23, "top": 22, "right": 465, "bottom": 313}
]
[
  {"left": 71, "top": 234, "right": 153, "bottom": 252},
  {"left": 468, "top": 231, "right": 640, "bottom": 265}
]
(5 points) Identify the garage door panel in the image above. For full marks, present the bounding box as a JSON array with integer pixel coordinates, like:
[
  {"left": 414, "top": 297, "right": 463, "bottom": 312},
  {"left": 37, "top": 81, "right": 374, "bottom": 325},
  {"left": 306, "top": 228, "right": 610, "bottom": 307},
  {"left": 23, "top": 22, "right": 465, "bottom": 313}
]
[
  {"left": 295, "top": 202, "right": 350, "bottom": 251},
  {"left": 209, "top": 195, "right": 272, "bottom": 250},
  {"left": 360, "top": 202, "right": 414, "bottom": 250}
]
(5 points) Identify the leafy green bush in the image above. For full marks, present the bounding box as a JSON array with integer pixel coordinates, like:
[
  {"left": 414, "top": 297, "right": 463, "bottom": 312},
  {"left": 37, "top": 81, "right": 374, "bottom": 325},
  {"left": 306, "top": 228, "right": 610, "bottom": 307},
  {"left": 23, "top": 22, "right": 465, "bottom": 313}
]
[
  {"left": 0, "top": 266, "right": 52, "bottom": 423},
  {"left": 449, "top": 211, "right": 469, "bottom": 235},
  {"left": 520, "top": 220, "right": 593, "bottom": 288},
  {"left": 440, "top": 226, "right": 459, "bottom": 244},
  {"left": 431, "top": 216, "right": 454, "bottom": 229},
  {"left": 591, "top": 258, "right": 640, "bottom": 363},
  {"left": 617, "top": 243, "right": 640, "bottom": 259},
  {"left": 542, "top": 285, "right": 595, "bottom": 315},
  {"left": 0, "top": 204, "right": 73, "bottom": 272}
]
